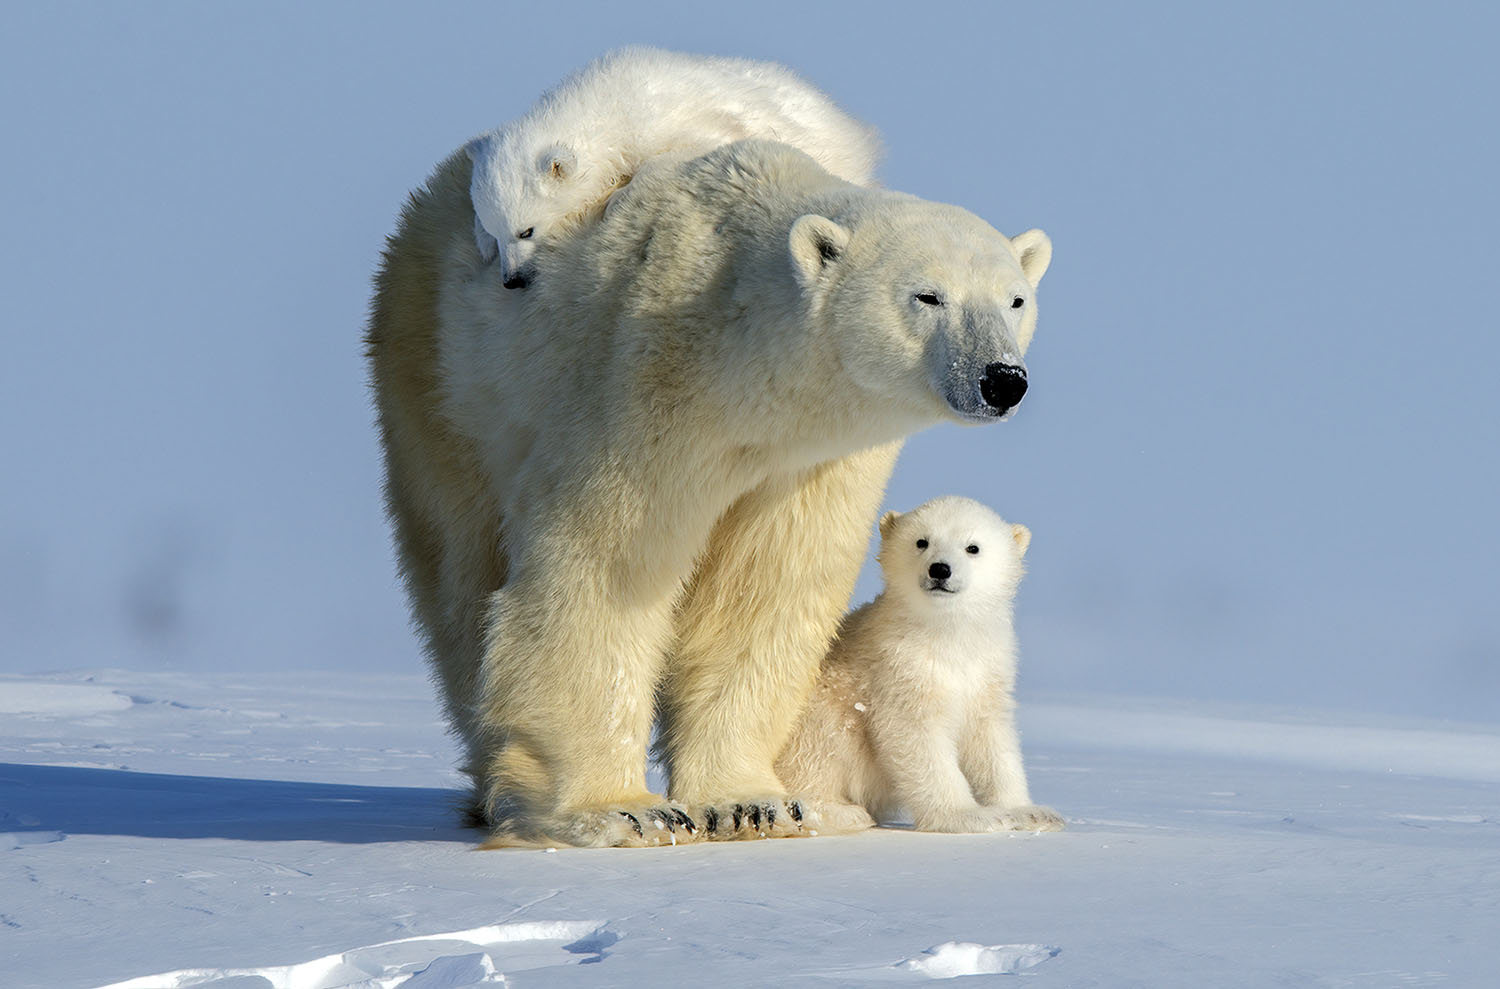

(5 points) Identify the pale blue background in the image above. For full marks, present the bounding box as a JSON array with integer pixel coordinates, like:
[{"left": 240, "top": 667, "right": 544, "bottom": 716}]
[{"left": 2, "top": 2, "right": 1496, "bottom": 720}]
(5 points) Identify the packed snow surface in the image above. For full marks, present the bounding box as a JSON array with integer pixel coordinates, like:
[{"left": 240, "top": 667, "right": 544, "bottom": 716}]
[{"left": 2, "top": 670, "right": 1497, "bottom": 987}]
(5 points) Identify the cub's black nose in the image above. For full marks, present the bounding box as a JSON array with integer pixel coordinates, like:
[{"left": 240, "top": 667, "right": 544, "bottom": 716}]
[
  {"left": 980, "top": 362, "right": 1028, "bottom": 413},
  {"left": 929, "top": 562, "right": 952, "bottom": 580},
  {"left": 502, "top": 274, "right": 529, "bottom": 290}
]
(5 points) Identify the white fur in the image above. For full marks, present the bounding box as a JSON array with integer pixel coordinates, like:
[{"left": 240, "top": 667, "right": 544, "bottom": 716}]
[
  {"left": 777, "top": 496, "right": 1064, "bottom": 834},
  {"left": 465, "top": 46, "right": 882, "bottom": 284},
  {"left": 369, "top": 139, "right": 1052, "bottom": 846}
]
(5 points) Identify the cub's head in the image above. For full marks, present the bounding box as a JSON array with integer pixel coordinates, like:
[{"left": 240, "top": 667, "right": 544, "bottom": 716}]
[
  {"left": 877, "top": 496, "right": 1030, "bottom": 616},
  {"left": 466, "top": 134, "right": 581, "bottom": 290},
  {"left": 788, "top": 200, "right": 1051, "bottom": 426}
]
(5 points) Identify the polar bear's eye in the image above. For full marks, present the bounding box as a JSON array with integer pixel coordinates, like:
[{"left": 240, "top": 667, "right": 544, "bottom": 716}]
[
  {"left": 966, "top": 544, "right": 980, "bottom": 555},
  {"left": 915, "top": 292, "right": 942, "bottom": 307},
  {"left": 1010, "top": 296, "right": 1025, "bottom": 309},
  {"left": 915, "top": 539, "right": 929, "bottom": 550},
  {"left": 517, "top": 228, "right": 535, "bottom": 239}
]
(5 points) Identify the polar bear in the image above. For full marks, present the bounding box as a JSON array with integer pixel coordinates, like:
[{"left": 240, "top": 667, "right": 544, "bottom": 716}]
[
  {"left": 777, "top": 497, "right": 1064, "bottom": 833},
  {"left": 465, "top": 46, "right": 881, "bottom": 287},
  {"left": 366, "top": 138, "right": 1052, "bottom": 847}
]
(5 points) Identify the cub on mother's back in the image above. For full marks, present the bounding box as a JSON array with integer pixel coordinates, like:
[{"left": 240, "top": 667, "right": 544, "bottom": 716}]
[
  {"left": 466, "top": 46, "right": 882, "bottom": 288},
  {"left": 777, "top": 496, "right": 1064, "bottom": 834}
]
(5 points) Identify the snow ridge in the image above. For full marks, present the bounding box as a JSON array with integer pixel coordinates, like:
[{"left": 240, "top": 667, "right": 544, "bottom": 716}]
[{"left": 97, "top": 920, "right": 611, "bottom": 989}]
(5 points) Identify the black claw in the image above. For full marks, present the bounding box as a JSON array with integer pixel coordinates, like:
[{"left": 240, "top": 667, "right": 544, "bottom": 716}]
[
  {"left": 732, "top": 805, "right": 744, "bottom": 831},
  {"left": 619, "top": 812, "right": 643, "bottom": 838},
  {"left": 672, "top": 808, "right": 697, "bottom": 834},
  {"left": 704, "top": 807, "right": 719, "bottom": 834},
  {"left": 749, "top": 805, "right": 763, "bottom": 830},
  {"left": 650, "top": 808, "right": 675, "bottom": 832},
  {"left": 788, "top": 801, "right": 804, "bottom": 823},
  {"left": 765, "top": 803, "right": 777, "bottom": 826}
]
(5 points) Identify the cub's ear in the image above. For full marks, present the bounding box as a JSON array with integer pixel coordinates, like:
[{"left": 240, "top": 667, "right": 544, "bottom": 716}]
[
  {"left": 878, "top": 510, "right": 901, "bottom": 541},
  {"left": 473, "top": 214, "right": 499, "bottom": 263},
  {"left": 788, "top": 214, "right": 850, "bottom": 288},
  {"left": 1010, "top": 523, "right": 1032, "bottom": 557},
  {"left": 541, "top": 145, "right": 577, "bottom": 180},
  {"left": 1011, "top": 229, "right": 1052, "bottom": 288},
  {"left": 464, "top": 135, "right": 489, "bottom": 165}
]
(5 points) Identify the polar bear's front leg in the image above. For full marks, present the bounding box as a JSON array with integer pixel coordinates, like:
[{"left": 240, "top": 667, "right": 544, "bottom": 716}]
[
  {"left": 659, "top": 442, "right": 900, "bottom": 834},
  {"left": 472, "top": 533, "right": 690, "bottom": 847}
]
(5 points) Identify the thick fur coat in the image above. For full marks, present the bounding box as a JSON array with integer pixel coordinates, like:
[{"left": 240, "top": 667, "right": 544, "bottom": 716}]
[{"left": 367, "top": 138, "right": 1051, "bottom": 846}]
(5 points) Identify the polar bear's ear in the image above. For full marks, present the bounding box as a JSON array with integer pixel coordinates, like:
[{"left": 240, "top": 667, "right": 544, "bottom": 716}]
[
  {"left": 878, "top": 510, "right": 901, "bottom": 541},
  {"left": 1010, "top": 523, "right": 1032, "bottom": 557},
  {"left": 541, "top": 145, "right": 577, "bottom": 181},
  {"left": 1012, "top": 229, "right": 1052, "bottom": 287},
  {"left": 789, "top": 214, "right": 851, "bottom": 288}
]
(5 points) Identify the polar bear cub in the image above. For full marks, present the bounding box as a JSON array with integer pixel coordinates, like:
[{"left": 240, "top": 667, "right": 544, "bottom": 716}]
[
  {"left": 777, "top": 496, "right": 1064, "bottom": 834},
  {"left": 465, "top": 46, "right": 881, "bottom": 288}
]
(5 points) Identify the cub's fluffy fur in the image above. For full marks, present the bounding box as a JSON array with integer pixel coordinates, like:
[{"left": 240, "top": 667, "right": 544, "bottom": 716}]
[
  {"left": 465, "top": 46, "right": 881, "bottom": 287},
  {"left": 778, "top": 496, "right": 1064, "bottom": 833}
]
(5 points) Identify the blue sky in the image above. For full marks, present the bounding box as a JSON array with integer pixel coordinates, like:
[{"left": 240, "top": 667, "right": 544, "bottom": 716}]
[{"left": 2, "top": 2, "right": 1496, "bottom": 721}]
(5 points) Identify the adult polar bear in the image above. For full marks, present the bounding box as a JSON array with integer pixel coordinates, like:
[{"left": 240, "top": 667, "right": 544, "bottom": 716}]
[{"left": 368, "top": 139, "right": 1051, "bottom": 847}]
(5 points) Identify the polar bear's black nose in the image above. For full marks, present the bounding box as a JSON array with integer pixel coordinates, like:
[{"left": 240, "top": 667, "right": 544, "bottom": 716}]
[
  {"left": 980, "top": 362, "right": 1028, "bottom": 413},
  {"left": 929, "top": 562, "right": 952, "bottom": 580},
  {"left": 502, "top": 273, "right": 529, "bottom": 290}
]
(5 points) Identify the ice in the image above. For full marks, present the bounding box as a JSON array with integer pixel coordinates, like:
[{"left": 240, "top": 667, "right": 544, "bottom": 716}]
[{"left": 0, "top": 681, "right": 134, "bottom": 716}]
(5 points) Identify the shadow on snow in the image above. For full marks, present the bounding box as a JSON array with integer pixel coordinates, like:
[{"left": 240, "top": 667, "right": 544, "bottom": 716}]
[{"left": 0, "top": 763, "right": 477, "bottom": 843}]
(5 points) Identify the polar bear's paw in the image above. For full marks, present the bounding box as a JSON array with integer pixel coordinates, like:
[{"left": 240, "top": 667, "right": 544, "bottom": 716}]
[
  {"left": 691, "top": 796, "right": 824, "bottom": 840},
  {"left": 995, "top": 804, "right": 1066, "bottom": 832},
  {"left": 482, "top": 802, "right": 704, "bottom": 849}
]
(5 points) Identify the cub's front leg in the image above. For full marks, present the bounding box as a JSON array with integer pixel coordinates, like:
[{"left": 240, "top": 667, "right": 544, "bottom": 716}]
[
  {"left": 960, "top": 711, "right": 1064, "bottom": 832},
  {"left": 866, "top": 719, "right": 1010, "bottom": 833}
]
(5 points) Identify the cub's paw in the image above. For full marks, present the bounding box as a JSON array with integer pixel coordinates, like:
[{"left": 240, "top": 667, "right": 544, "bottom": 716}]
[
  {"left": 482, "top": 801, "right": 703, "bottom": 849},
  {"left": 693, "top": 797, "right": 816, "bottom": 841},
  {"left": 795, "top": 799, "right": 877, "bottom": 836},
  {"left": 913, "top": 806, "right": 1019, "bottom": 834},
  {"left": 996, "top": 804, "right": 1066, "bottom": 832}
]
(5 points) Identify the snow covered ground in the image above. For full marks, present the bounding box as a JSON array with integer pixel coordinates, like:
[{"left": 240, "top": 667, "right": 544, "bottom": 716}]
[{"left": 3, "top": 670, "right": 1497, "bottom": 987}]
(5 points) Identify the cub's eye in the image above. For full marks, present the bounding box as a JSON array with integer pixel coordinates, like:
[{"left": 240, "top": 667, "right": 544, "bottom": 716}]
[
  {"left": 517, "top": 228, "right": 535, "bottom": 239},
  {"left": 1010, "top": 296, "right": 1025, "bottom": 309},
  {"left": 915, "top": 539, "right": 929, "bottom": 550},
  {"left": 966, "top": 544, "right": 980, "bottom": 555},
  {"left": 915, "top": 292, "right": 942, "bottom": 307}
]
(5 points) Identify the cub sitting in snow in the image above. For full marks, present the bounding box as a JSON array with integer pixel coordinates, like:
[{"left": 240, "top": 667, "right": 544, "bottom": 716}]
[
  {"left": 465, "top": 45, "right": 881, "bottom": 288},
  {"left": 777, "top": 496, "right": 1064, "bottom": 834}
]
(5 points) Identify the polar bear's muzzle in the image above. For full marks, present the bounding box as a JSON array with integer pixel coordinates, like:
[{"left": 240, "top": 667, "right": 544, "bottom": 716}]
[{"left": 930, "top": 311, "right": 1029, "bottom": 423}]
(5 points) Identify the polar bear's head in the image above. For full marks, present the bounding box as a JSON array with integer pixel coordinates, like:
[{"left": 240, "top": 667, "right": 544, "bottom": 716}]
[
  {"left": 877, "top": 496, "right": 1030, "bottom": 616},
  {"left": 466, "top": 133, "right": 585, "bottom": 290},
  {"left": 788, "top": 201, "right": 1051, "bottom": 425}
]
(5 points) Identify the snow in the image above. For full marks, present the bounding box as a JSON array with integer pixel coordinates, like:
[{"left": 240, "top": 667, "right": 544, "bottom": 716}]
[
  {"left": 896, "top": 942, "right": 1059, "bottom": 979},
  {"left": 3, "top": 670, "right": 1498, "bottom": 987}
]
